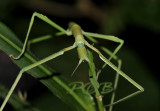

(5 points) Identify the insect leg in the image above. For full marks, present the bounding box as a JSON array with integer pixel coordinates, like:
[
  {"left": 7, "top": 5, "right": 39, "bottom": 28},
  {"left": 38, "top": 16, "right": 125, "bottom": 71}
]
[
  {"left": 10, "top": 12, "right": 67, "bottom": 60},
  {"left": 0, "top": 44, "right": 76, "bottom": 111},
  {"left": 84, "top": 32, "right": 124, "bottom": 76},
  {"left": 85, "top": 41, "right": 144, "bottom": 107}
]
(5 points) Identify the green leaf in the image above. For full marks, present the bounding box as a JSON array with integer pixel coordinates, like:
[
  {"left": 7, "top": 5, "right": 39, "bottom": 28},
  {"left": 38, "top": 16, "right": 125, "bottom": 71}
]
[{"left": 0, "top": 22, "right": 96, "bottom": 111}]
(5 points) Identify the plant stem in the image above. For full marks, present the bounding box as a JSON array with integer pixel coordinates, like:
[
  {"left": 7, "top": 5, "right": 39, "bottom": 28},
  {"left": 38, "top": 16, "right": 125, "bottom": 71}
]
[{"left": 88, "top": 50, "right": 105, "bottom": 111}]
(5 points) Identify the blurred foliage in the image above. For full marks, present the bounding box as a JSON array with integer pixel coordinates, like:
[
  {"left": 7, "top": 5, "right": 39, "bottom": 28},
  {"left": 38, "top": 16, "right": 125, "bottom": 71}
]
[
  {"left": 0, "top": 84, "right": 40, "bottom": 111},
  {"left": 0, "top": 0, "right": 160, "bottom": 34},
  {"left": 102, "top": 0, "right": 160, "bottom": 33}
]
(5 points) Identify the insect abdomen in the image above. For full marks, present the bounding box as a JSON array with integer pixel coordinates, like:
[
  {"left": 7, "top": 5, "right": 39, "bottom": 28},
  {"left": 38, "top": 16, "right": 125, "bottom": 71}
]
[{"left": 77, "top": 46, "right": 89, "bottom": 62}]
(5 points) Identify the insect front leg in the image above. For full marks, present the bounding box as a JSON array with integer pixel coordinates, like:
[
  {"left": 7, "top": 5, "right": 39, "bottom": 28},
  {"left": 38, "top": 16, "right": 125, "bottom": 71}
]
[{"left": 10, "top": 12, "right": 67, "bottom": 60}]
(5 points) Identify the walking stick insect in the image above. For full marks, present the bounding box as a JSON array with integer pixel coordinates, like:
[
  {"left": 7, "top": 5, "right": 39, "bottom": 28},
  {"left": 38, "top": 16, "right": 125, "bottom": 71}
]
[{"left": 0, "top": 12, "right": 144, "bottom": 111}]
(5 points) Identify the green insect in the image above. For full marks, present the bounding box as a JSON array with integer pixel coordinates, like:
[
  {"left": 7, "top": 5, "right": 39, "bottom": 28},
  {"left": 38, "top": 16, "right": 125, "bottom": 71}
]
[{"left": 0, "top": 12, "right": 144, "bottom": 111}]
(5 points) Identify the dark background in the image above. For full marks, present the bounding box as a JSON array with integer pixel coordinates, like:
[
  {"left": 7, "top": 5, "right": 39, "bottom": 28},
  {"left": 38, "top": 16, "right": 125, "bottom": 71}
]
[{"left": 0, "top": 0, "right": 160, "bottom": 111}]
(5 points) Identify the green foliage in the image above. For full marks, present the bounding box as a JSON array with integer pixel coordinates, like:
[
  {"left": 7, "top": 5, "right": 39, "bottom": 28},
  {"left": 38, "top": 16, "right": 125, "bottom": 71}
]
[{"left": 0, "top": 22, "right": 96, "bottom": 111}]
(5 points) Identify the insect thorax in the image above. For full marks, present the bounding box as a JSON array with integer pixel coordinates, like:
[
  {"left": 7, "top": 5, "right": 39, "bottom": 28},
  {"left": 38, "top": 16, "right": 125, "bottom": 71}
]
[{"left": 68, "top": 22, "right": 88, "bottom": 62}]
